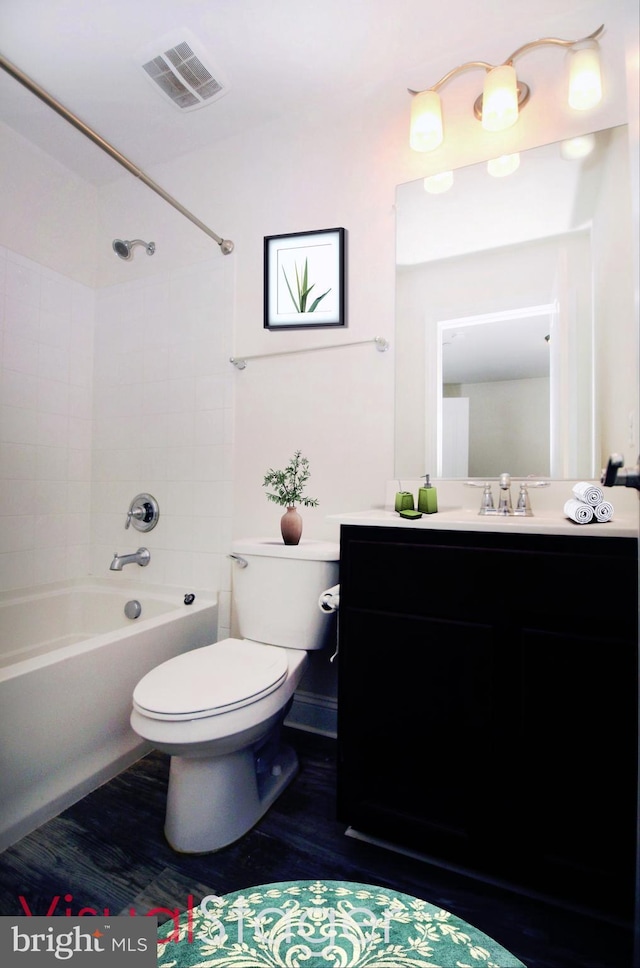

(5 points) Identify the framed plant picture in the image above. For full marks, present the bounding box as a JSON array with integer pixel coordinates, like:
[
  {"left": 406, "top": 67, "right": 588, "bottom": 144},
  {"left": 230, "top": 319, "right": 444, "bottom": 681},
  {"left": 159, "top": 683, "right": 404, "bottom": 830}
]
[{"left": 264, "top": 227, "right": 346, "bottom": 330}]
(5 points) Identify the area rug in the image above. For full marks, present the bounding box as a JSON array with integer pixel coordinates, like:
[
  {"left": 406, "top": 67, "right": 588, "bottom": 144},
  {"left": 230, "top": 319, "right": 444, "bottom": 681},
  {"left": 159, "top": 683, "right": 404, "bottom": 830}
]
[{"left": 156, "top": 879, "right": 526, "bottom": 967}]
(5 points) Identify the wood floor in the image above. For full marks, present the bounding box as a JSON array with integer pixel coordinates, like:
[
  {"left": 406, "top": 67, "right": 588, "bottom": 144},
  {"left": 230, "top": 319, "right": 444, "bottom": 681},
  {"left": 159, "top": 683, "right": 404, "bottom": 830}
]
[{"left": 0, "top": 728, "right": 635, "bottom": 968}]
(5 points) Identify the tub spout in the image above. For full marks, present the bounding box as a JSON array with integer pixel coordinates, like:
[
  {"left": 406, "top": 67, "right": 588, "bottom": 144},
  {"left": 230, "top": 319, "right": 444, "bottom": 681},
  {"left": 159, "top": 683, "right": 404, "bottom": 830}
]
[{"left": 110, "top": 547, "right": 150, "bottom": 571}]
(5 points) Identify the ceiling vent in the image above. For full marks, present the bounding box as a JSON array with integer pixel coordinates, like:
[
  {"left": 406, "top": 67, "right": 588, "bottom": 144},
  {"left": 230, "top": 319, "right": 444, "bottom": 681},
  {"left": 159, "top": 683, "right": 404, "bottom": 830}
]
[{"left": 138, "top": 30, "right": 230, "bottom": 111}]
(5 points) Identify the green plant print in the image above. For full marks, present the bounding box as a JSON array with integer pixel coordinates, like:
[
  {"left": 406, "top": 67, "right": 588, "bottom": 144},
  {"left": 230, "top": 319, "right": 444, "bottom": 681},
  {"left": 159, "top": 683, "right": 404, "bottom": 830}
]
[{"left": 282, "top": 258, "right": 331, "bottom": 313}]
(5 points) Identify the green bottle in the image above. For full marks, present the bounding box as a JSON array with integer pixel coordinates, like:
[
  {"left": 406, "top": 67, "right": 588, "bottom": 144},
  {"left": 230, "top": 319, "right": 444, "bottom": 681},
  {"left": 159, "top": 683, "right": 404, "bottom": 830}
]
[{"left": 417, "top": 474, "right": 438, "bottom": 514}]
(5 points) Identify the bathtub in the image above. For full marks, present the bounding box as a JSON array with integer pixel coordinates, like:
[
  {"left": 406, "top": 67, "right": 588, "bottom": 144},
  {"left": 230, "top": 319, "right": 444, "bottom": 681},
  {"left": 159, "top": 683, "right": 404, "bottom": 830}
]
[{"left": 0, "top": 578, "right": 217, "bottom": 852}]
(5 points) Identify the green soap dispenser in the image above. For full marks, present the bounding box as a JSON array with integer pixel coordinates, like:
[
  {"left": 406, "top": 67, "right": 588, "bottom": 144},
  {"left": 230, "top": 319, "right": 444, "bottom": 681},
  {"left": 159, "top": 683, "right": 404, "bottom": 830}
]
[{"left": 417, "top": 474, "right": 438, "bottom": 514}]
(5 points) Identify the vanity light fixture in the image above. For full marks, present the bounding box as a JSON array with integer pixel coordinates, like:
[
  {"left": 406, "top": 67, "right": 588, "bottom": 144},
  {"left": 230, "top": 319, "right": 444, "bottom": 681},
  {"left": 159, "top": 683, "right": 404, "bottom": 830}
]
[{"left": 409, "top": 23, "right": 604, "bottom": 152}]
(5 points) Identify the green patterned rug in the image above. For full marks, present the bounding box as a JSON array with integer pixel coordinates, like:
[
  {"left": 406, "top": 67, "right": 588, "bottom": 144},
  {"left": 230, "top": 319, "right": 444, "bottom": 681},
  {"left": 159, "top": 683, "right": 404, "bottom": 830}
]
[{"left": 157, "top": 879, "right": 526, "bottom": 967}]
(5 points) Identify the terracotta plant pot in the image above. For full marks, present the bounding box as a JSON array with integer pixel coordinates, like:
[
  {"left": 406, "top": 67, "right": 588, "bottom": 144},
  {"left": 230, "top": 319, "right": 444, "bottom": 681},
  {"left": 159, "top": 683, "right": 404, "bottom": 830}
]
[{"left": 280, "top": 506, "right": 302, "bottom": 545}]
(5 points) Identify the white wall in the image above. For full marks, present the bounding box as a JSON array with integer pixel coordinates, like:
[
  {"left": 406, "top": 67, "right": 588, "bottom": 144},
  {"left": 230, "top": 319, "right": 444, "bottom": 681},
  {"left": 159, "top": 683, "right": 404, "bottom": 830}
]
[
  {"left": 0, "top": 245, "right": 94, "bottom": 590},
  {"left": 0, "top": 122, "right": 98, "bottom": 285},
  {"left": 460, "top": 377, "right": 550, "bottom": 478},
  {"left": 593, "top": 125, "right": 638, "bottom": 464},
  {"left": 0, "top": 122, "right": 97, "bottom": 591},
  {"left": 91, "top": 259, "right": 235, "bottom": 638}
]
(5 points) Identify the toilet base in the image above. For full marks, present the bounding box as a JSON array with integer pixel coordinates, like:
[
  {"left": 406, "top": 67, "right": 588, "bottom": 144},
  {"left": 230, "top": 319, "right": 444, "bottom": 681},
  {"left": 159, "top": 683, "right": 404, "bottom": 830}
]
[{"left": 164, "top": 741, "right": 299, "bottom": 853}]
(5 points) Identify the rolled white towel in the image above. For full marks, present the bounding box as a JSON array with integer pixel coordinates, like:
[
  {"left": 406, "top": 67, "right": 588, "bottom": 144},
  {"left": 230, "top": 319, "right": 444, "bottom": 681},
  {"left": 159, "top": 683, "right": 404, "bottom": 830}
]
[
  {"left": 594, "top": 501, "right": 614, "bottom": 523},
  {"left": 564, "top": 498, "right": 594, "bottom": 524},
  {"left": 572, "top": 481, "right": 604, "bottom": 506}
]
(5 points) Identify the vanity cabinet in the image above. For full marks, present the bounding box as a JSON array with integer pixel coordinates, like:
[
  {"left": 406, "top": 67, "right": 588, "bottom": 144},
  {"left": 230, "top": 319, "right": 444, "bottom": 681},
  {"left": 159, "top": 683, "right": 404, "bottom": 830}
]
[{"left": 337, "top": 524, "right": 638, "bottom": 917}]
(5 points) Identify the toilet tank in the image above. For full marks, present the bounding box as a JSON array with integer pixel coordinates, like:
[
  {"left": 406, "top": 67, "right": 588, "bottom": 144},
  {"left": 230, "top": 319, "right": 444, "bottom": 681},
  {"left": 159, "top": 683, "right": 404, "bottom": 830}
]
[{"left": 231, "top": 539, "right": 339, "bottom": 650}]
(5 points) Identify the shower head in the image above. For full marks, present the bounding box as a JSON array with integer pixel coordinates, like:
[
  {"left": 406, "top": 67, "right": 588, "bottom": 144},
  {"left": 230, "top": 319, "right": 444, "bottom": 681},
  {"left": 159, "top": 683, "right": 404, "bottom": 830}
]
[{"left": 112, "top": 239, "right": 156, "bottom": 260}]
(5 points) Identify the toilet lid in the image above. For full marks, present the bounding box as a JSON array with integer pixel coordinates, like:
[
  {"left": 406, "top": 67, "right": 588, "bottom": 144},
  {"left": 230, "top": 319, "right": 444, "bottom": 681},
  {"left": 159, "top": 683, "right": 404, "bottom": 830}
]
[{"left": 132, "top": 638, "right": 288, "bottom": 721}]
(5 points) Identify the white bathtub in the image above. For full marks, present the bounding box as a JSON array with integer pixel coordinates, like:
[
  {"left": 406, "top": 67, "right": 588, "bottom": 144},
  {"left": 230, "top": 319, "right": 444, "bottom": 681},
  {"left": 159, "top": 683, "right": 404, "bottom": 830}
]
[{"left": 0, "top": 578, "right": 217, "bottom": 851}]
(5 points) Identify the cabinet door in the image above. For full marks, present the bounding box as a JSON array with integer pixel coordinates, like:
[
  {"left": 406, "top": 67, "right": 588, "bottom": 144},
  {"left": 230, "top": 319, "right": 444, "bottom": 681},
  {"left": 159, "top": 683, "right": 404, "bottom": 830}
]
[
  {"left": 337, "top": 607, "right": 515, "bottom": 868},
  {"left": 519, "top": 626, "right": 637, "bottom": 916}
]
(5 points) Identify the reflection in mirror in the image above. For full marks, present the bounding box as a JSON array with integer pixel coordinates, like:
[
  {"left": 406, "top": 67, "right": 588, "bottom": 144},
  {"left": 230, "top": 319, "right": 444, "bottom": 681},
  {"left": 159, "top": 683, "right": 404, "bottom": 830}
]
[
  {"left": 395, "top": 124, "right": 634, "bottom": 481},
  {"left": 438, "top": 304, "right": 554, "bottom": 477}
]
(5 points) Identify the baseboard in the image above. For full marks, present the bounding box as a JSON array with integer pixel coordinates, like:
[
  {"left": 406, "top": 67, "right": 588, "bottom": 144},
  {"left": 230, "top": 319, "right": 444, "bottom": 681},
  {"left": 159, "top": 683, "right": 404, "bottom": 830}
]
[
  {"left": 285, "top": 690, "right": 337, "bottom": 738},
  {"left": 344, "top": 827, "right": 629, "bottom": 927}
]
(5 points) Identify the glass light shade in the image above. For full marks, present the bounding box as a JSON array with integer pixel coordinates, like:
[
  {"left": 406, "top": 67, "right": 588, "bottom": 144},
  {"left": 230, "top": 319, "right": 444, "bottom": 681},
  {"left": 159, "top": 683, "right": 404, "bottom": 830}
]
[
  {"left": 568, "top": 44, "right": 602, "bottom": 110},
  {"left": 424, "top": 171, "right": 454, "bottom": 194},
  {"left": 487, "top": 153, "right": 520, "bottom": 177},
  {"left": 482, "top": 65, "right": 519, "bottom": 132},
  {"left": 409, "top": 90, "right": 443, "bottom": 152}
]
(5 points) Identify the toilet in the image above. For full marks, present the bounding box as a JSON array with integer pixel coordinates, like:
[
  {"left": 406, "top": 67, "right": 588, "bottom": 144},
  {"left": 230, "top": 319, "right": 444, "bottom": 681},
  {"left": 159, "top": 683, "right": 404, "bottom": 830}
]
[{"left": 130, "top": 538, "right": 339, "bottom": 853}]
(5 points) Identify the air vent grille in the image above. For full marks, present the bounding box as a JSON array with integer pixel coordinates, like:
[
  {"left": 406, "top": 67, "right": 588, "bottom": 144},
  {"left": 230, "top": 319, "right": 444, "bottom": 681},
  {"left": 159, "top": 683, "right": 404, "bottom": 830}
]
[{"left": 140, "top": 33, "right": 228, "bottom": 111}]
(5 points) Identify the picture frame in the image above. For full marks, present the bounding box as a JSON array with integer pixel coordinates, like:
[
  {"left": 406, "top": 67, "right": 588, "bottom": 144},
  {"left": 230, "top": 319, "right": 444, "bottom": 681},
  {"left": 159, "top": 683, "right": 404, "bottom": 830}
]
[{"left": 264, "top": 227, "right": 346, "bottom": 330}]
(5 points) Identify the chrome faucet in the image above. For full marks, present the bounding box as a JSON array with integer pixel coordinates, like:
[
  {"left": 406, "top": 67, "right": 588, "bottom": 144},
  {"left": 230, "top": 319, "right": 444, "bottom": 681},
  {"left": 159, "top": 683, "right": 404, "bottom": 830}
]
[
  {"left": 496, "top": 473, "right": 513, "bottom": 515},
  {"left": 109, "top": 547, "right": 150, "bottom": 571},
  {"left": 466, "top": 476, "right": 549, "bottom": 515}
]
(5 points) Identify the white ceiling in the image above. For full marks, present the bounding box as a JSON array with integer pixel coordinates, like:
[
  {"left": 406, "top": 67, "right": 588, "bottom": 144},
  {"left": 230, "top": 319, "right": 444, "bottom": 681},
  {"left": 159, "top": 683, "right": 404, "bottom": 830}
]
[{"left": 0, "top": 0, "right": 615, "bottom": 186}]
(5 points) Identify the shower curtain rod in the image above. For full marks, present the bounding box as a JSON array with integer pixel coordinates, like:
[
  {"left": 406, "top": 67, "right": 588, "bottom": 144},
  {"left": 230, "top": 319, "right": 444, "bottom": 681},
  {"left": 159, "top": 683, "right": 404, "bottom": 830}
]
[{"left": 0, "top": 52, "right": 234, "bottom": 254}]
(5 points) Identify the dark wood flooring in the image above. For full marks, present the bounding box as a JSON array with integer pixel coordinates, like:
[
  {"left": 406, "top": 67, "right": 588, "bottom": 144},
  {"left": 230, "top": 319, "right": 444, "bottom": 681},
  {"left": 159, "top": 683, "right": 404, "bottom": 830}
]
[{"left": 0, "top": 728, "right": 635, "bottom": 967}]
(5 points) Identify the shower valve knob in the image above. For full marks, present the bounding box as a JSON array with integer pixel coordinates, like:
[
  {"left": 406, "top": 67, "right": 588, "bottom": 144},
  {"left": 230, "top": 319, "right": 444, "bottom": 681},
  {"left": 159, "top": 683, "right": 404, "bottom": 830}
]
[{"left": 125, "top": 493, "right": 160, "bottom": 532}]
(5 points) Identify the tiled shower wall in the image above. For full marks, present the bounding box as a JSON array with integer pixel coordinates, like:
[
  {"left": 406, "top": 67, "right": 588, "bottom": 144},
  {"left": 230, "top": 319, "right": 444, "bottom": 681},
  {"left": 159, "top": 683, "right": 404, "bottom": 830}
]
[
  {"left": 0, "top": 246, "right": 235, "bottom": 635},
  {"left": 91, "top": 258, "right": 234, "bottom": 635},
  {"left": 0, "top": 246, "right": 94, "bottom": 591}
]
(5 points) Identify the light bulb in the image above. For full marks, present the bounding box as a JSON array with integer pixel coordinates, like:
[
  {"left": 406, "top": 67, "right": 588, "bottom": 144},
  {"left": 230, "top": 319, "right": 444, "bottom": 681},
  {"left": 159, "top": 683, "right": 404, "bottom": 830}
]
[
  {"left": 409, "top": 90, "right": 443, "bottom": 152},
  {"left": 568, "top": 43, "right": 602, "bottom": 110},
  {"left": 482, "top": 65, "right": 519, "bottom": 132}
]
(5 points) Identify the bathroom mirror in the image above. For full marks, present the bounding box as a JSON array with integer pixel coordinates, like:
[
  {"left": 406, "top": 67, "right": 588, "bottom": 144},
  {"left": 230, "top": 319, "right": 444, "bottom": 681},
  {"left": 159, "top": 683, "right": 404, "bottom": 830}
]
[{"left": 394, "top": 124, "right": 634, "bottom": 481}]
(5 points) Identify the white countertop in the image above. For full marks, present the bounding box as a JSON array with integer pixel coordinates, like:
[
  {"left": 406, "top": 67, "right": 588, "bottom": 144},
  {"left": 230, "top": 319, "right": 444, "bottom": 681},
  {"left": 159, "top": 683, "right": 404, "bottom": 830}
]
[{"left": 329, "top": 506, "right": 639, "bottom": 538}]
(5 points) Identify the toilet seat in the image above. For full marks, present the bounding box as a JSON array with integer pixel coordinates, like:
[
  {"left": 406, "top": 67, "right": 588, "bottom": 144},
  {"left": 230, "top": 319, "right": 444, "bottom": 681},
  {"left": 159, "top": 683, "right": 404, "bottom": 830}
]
[{"left": 132, "top": 638, "right": 288, "bottom": 721}]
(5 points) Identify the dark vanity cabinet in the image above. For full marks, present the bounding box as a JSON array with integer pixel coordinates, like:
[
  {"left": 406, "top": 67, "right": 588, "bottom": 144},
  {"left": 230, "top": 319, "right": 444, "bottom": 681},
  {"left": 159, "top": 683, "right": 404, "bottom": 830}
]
[{"left": 337, "top": 524, "right": 638, "bottom": 917}]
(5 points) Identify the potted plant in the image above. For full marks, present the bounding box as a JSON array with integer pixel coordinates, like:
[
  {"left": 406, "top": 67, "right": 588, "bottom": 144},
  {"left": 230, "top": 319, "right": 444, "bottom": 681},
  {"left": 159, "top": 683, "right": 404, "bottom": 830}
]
[{"left": 262, "top": 450, "right": 319, "bottom": 545}]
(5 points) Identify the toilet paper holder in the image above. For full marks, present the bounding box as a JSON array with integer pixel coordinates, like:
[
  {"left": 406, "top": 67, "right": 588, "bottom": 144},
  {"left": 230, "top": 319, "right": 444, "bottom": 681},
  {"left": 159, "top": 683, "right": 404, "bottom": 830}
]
[{"left": 319, "top": 584, "right": 340, "bottom": 613}]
